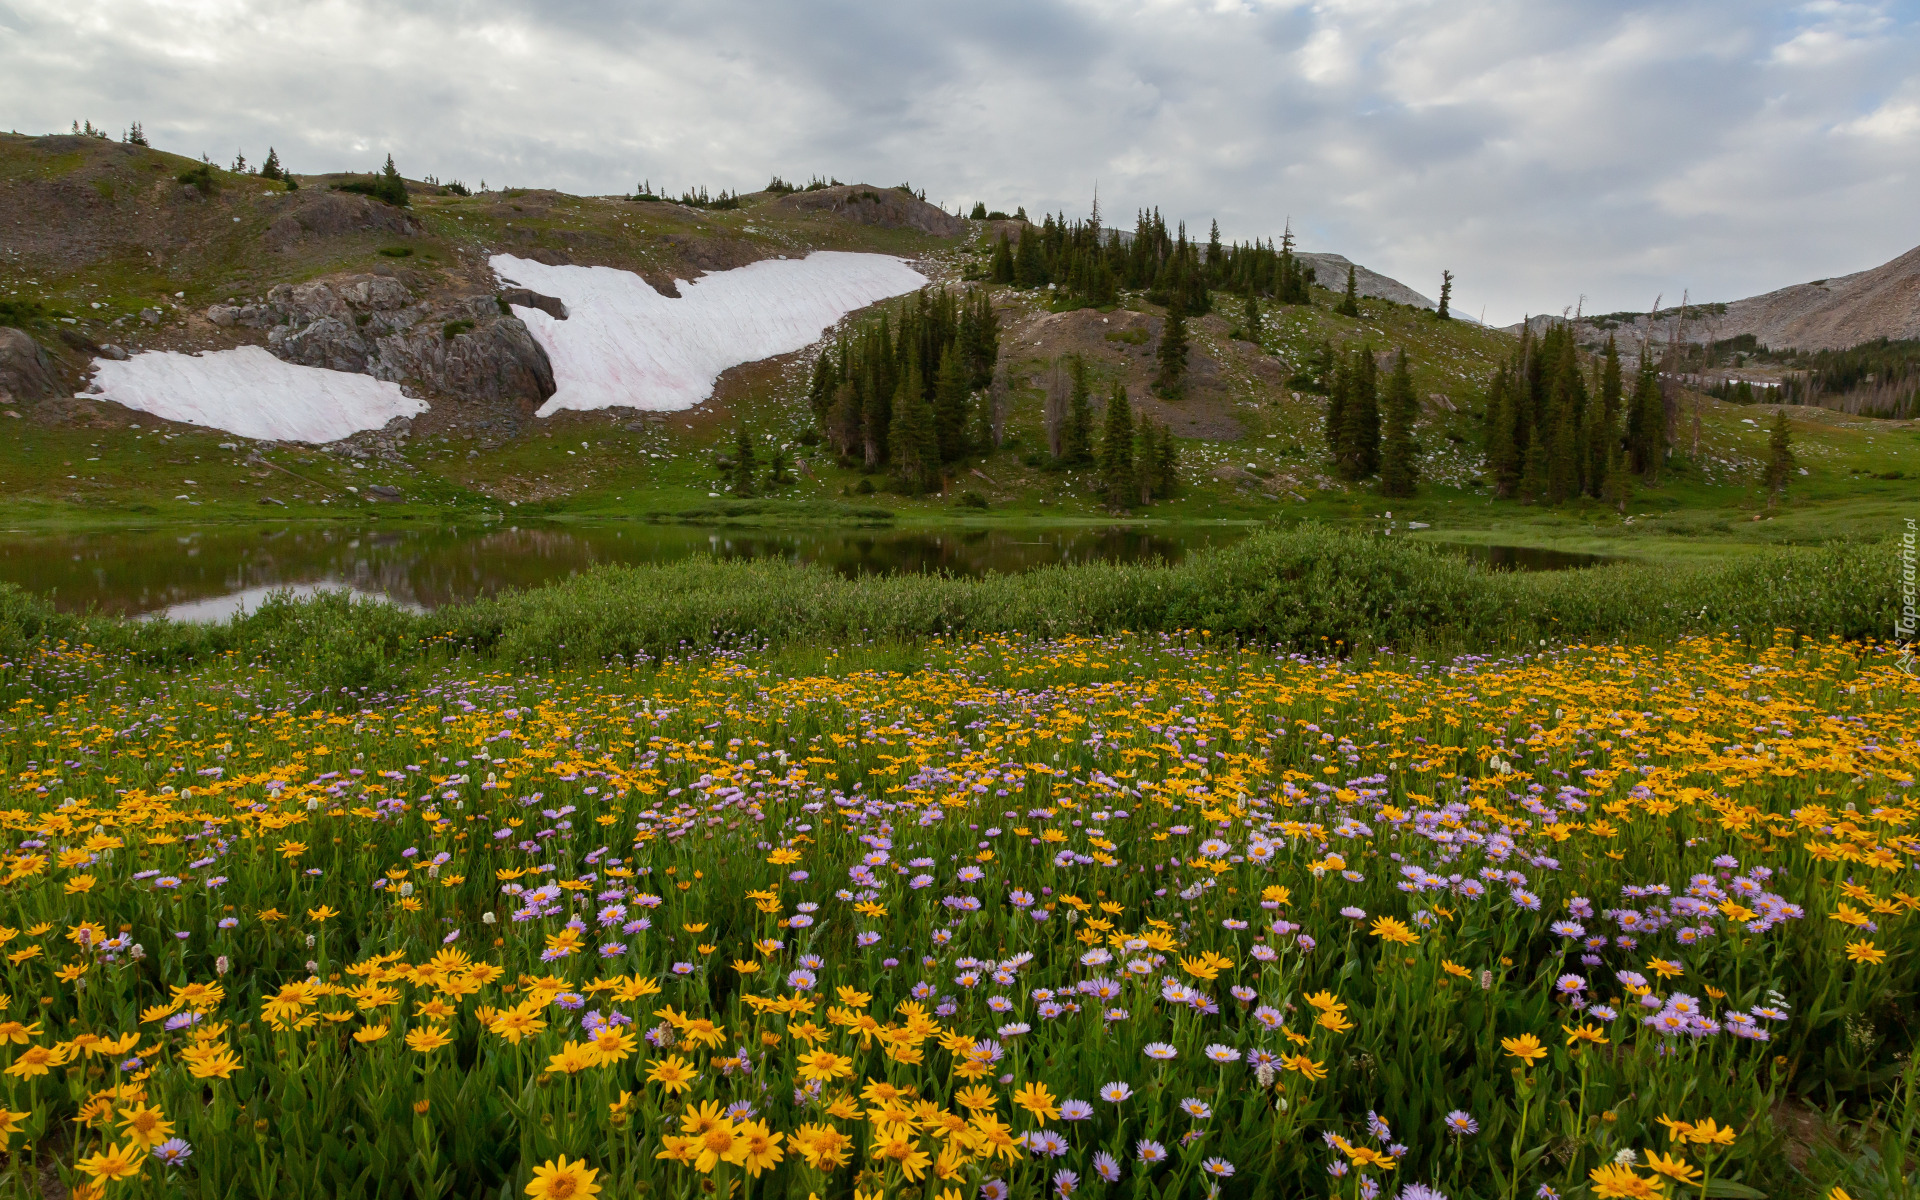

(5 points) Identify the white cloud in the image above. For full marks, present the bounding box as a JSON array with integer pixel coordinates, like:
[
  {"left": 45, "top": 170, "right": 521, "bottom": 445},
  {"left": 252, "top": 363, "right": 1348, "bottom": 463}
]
[{"left": 1, "top": 0, "right": 1915, "bottom": 325}]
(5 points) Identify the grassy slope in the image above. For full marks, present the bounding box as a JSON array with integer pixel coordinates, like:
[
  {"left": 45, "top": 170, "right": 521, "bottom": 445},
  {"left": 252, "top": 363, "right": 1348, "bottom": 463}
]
[{"left": 2, "top": 134, "right": 1915, "bottom": 562}]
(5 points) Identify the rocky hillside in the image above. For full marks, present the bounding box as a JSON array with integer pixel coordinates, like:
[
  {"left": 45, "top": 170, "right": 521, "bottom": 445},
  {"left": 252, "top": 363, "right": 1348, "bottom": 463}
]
[
  {"left": 1511, "top": 242, "right": 1920, "bottom": 353},
  {"left": 0, "top": 134, "right": 966, "bottom": 434}
]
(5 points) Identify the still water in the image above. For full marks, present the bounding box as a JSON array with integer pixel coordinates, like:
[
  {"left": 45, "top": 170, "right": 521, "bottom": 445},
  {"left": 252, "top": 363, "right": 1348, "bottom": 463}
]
[{"left": 0, "top": 523, "right": 1615, "bottom": 621}]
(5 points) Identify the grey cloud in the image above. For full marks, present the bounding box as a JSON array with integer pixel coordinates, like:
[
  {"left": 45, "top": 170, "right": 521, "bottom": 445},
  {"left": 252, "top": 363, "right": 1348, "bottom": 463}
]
[{"left": 2, "top": 0, "right": 1915, "bottom": 324}]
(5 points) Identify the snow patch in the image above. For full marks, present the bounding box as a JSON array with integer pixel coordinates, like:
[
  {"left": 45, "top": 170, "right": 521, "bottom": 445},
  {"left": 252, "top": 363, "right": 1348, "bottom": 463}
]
[
  {"left": 82, "top": 346, "right": 426, "bottom": 443},
  {"left": 489, "top": 251, "right": 926, "bottom": 416}
]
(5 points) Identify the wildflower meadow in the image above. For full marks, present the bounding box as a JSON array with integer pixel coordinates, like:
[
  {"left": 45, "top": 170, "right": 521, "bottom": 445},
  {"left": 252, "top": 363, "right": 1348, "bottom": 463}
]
[{"left": 0, "top": 629, "right": 1914, "bottom": 1200}]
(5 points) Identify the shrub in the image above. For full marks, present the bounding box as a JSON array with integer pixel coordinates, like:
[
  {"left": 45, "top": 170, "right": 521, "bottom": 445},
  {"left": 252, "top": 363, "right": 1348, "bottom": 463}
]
[
  {"left": 442, "top": 319, "right": 475, "bottom": 341},
  {"left": 954, "top": 490, "right": 988, "bottom": 509},
  {"left": 176, "top": 164, "right": 215, "bottom": 195},
  {"left": 377, "top": 246, "right": 413, "bottom": 258}
]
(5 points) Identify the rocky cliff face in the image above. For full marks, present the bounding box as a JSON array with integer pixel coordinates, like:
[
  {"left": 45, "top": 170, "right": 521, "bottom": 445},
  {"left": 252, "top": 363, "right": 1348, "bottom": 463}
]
[
  {"left": 0, "top": 327, "right": 60, "bottom": 406},
  {"left": 205, "top": 269, "right": 557, "bottom": 420}
]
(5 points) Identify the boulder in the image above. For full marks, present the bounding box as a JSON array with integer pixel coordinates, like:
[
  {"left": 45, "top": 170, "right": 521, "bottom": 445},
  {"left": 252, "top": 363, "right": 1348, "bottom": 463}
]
[{"left": 0, "top": 327, "right": 59, "bottom": 404}]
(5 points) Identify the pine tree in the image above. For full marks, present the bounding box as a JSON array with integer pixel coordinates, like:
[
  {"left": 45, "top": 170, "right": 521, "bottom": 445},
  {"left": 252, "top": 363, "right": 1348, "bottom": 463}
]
[
  {"left": 377, "top": 154, "right": 409, "bottom": 207},
  {"left": 1763, "top": 409, "right": 1795, "bottom": 507},
  {"left": 731, "top": 427, "right": 758, "bottom": 496},
  {"left": 1063, "top": 356, "right": 1094, "bottom": 466},
  {"left": 1337, "top": 348, "right": 1381, "bottom": 479},
  {"left": 1206, "top": 220, "right": 1223, "bottom": 283},
  {"left": 1589, "top": 335, "right": 1622, "bottom": 496},
  {"left": 1626, "top": 354, "right": 1664, "bottom": 481},
  {"left": 1013, "top": 226, "right": 1044, "bottom": 288},
  {"left": 1133, "top": 419, "right": 1158, "bottom": 505},
  {"left": 1519, "top": 434, "right": 1547, "bottom": 504},
  {"left": 1155, "top": 300, "right": 1189, "bottom": 398},
  {"left": 861, "top": 360, "right": 888, "bottom": 469},
  {"left": 1485, "top": 364, "right": 1521, "bottom": 498},
  {"left": 1324, "top": 353, "right": 1349, "bottom": 460},
  {"left": 989, "top": 232, "right": 1014, "bottom": 285},
  {"left": 1101, "top": 384, "right": 1135, "bottom": 509},
  {"left": 231, "top": 150, "right": 248, "bottom": 175},
  {"left": 125, "top": 121, "right": 148, "bottom": 147},
  {"left": 1602, "top": 437, "right": 1633, "bottom": 515},
  {"left": 1379, "top": 351, "right": 1418, "bottom": 497},
  {"left": 258, "top": 148, "right": 283, "bottom": 181},
  {"left": 1436, "top": 270, "right": 1453, "bottom": 320},
  {"left": 932, "top": 344, "right": 971, "bottom": 464},
  {"left": 888, "top": 356, "right": 938, "bottom": 494},
  {"left": 1581, "top": 384, "right": 1611, "bottom": 501},
  {"left": 763, "top": 446, "right": 793, "bottom": 490},
  {"left": 969, "top": 201, "right": 988, "bottom": 220},
  {"left": 1242, "top": 290, "right": 1261, "bottom": 345},
  {"left": 1338, "top": 264, "right": 1360, "bottom": 317},
  {"left": 1153, "top": 422, "right": 1179, "bottom": 498},
  {"left": 829, "top": 382, "right": 861, "bottom": 459},
  {"left": 807, "top": 348, "right": 837, "bottom": 424}
]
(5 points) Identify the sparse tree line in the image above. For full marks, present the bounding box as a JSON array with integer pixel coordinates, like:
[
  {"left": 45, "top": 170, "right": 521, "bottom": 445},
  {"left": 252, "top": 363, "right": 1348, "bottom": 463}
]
[
  {"left": 1320, "top": 345, "right": 1422, "bottom": 498},
  {"left": 1041, "top": 357, "right": 1181, "bottom": 510},
  {"left": 1479, "top": 324, "right": 1796, "bottom": 510}
]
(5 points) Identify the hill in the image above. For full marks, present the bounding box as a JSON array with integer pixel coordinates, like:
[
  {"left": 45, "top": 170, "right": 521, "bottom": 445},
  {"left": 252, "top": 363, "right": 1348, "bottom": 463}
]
[{"left": 1512, "top": 241, "right": 1920, "bottom": 353}]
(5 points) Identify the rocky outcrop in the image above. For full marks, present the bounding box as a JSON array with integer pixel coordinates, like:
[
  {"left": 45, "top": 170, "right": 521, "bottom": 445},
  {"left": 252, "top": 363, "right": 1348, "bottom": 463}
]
[
  {"left": 204, "top": 270, "right": 556, "bottom": 412},
  {"left": 0, "top": 327, "right": 59, "bottom": 405},
  {"left": 772, "top": 185, "right": 968, "bottom": 237},
  {"left": 263, "top": 191, "right": 421, "bottom": 250},
  {"left": 1295, "top": 252, "right": 1439, "bottom": 310}
]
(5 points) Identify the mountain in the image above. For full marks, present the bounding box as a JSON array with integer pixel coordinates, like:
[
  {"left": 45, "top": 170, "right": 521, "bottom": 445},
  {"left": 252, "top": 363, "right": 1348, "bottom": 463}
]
[
  {"left": 1511, "top": 242, "right": 1920, "bottom": 352},
  {"left": 1294, "top": 252, "right": 1439, "bottom": 311}
]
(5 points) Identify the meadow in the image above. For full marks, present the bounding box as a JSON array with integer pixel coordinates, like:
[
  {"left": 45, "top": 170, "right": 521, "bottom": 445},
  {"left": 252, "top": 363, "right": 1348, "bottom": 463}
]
[{"left": 0, "top": 530, "right": 1914, "bottom": 1199}]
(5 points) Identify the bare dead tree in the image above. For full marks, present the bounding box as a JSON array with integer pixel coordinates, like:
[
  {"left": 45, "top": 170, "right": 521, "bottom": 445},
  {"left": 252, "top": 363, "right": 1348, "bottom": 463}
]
[{"left": 1041, "top": 357, "right": 1071, "bottom": 459}]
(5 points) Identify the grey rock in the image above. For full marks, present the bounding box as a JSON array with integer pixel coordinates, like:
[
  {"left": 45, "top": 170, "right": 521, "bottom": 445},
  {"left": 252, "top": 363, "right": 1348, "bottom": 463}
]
[
  {"left": 499, "top": 288, "right": 568, "bottom": 320},
  {"left": 0, "top": 327, "right": 59, "bottom": 403},
  {"left": 140, "top": 308, "right": 163, "bottom": 324},
  {"left": 97, "top": 344, "right": 129, "bottom": 361},
  {"left": 207, "top": 304, "right": 241, "bottom": 327},
  {"left": 365, "top": 485, "right": 404, "bottom": 501}
]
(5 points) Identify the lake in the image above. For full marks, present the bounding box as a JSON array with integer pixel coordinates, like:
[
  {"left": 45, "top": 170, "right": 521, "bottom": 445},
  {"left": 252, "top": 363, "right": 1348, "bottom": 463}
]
[{"left": 0, "top": 523, "right": 1617, "bottom": 620}]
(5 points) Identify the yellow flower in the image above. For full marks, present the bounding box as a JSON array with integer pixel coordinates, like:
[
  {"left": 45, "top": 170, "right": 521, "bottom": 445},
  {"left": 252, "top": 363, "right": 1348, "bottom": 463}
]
[
  {"left": 1685, "top": 1118, "right": 1737, "bottom": 1146},
  {"left": 525, "top": 1154, "right": 601, "bottom": 1200},
  {"left": 1645, "top": 1151, "right": 1702, "bottom": 1185},
  {"left": 1589, "top": 1162, "right": 1664, "bottom": 1198},
  {"left": 76, "top": 1141, "right": 145, "bottom": 1183},
  {"left": 1563, "top": 1023, "right": 1610, "bottom": 1047},
  {"left": 1501, "top": 1033, "right": 1548, "bottom": 1066},
  {"left": 646, "top": 1054, "right": 698, "bottom": 1094},
  {"left": 546, "top": 1042, "right": 598, "bottom": 1075},
  {"left": 354, "top": 1025, "right": 391, "bottom": 1044},
  {"left": 0, "top": 1106, "right": 27, "bottom": 1149},
  {"left": 587, "top": 1026, "right": 637, "bottom": 1065},
  {"left": 1013, "top": 1080, "right": 1060, "bottom": 1123},
  {"left": 796, "top": 1048, "right": 853, "bottom": 1082},
  {"left": 732, "top": 1119, "right": 784, "bottom": 1177},
  {"left": 183, "top": 1044, "right": 243, "bottom": 1080},
  {"left": 1844, "top": 940, "right": 1887, "bottom": 966},
  {"left": 1370, "top": 916, "right": 1419, "bottom": 946},
  {"left": 116, "top": 1102, "right": 174, "bottom": 1148},
  {"left": 5, "top": 1045, "right": 66, "bottom": 1079},
  {"left": 405, "top": 1026, "right": 453, "bottom": 1054}
]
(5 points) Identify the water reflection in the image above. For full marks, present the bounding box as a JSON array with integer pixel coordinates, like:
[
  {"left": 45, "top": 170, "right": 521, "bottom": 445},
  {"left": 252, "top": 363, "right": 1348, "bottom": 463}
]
[{"left": 0, "top": 523, "right": 1245, "bottom": 618}]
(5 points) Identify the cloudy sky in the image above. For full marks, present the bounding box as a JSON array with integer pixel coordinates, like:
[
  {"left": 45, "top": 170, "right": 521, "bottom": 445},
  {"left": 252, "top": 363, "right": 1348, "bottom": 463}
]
[{"left": 4, "top": 0, "right": 1917, "bottom": 323}]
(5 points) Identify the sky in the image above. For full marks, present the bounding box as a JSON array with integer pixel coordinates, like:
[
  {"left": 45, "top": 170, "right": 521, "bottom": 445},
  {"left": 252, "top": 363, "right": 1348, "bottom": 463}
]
[{"left": 4, "top": 0, "right": 1917, "bottom": 325}]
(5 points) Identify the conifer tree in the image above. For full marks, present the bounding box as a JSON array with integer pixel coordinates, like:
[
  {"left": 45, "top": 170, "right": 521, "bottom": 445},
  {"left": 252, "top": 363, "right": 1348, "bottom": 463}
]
[
  {"left": 829, "top": 382, "right": 861, "bottom": 459},
  {"left": 1155, "top": 300, "right": 1189, "bottom": 398},
  {"left": 1589, "top": 335, "right": 1622, "bottom": 495},
  {"left": 861, "top": 360, "right": 888, "bottom": 468},
  {"left": 1153, "top": 422, "right": 1179, "bottom": 498},
  {"left": 1484, "top": 363, "right": 1521, "bottom": 498},
  {"left": 1602, "top": 437, "right": 1633, "bottom": 514},
  {"left": 1242, "top": 290, "right": 1261, "bottom": 344},
  {"left": 731, "top": 427, "right": 757, "bottom": 496},
  {"left": 807, "top": 349, "right": 837, "bottom": 424},
  {"left": 1133, "top": 420, "right": 1158, "bottom": 505},
  {"left": 1013, "top": 226, "right": 1044, "bottom": 288},
  {"left": 1626, "top": 354, "right": 1664, "bottom": 481},
  {"left": 970, "top": 201, "right": 988, "bottom": 220},
  {"left": 1338, "top": 264, "right": 1361, "bottom": 317},
  {"left": 259, "top": 147, "right": 283, "bottom": 181},
  {"left": 763, "top": 446, "right": 793, "bottom": 490},
  {"left": 932, "top": 344, "right": 971, "bottom": 464},
  {"left": 1436, "top": 270, "right": 1453, "bottom": 320},
  {"left": 888, "top": 355, "right": 937, "bottom": 494},
  {"left": 989, "top": 232, "right": 1014, "bottom": 285},
  {"left": 1379, "top": 351, "right": 1418, "bottom": 497},
  {"left": 1324, "top": 355, "right": 1348, "bottom": 460},
  {"left": 1519, "top": 434, "right": 1547, "bottom": 504},
  {"left": 1101, "top": 384, "right": 1135, "bottom": 508},
  {"left": 377, "top": 154, "right": 409, "bottom": 207},
  {"left": 1337, "top": 348, "right": 1381, "bottom": 479},
  {"left": 1063, "top": 357, "right": 1095, "bottom": 466},
  {"left": 1763, "top": 409, "right": 1795, "bottom": 507}
]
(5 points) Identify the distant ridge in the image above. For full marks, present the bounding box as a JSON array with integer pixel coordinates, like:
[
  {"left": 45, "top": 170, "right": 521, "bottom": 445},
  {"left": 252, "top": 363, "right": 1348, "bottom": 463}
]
[{"left": 1510, "top": 242, "right": 1920, "bottom": 352}]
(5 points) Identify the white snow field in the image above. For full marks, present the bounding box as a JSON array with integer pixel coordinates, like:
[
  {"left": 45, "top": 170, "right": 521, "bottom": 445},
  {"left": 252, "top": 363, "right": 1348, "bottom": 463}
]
[
  {"left": 489, "top": 251, "right": 927, "bottom": 416},
  {"left": 82, "top": 346, "right": 427, "bottom": 443}
]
